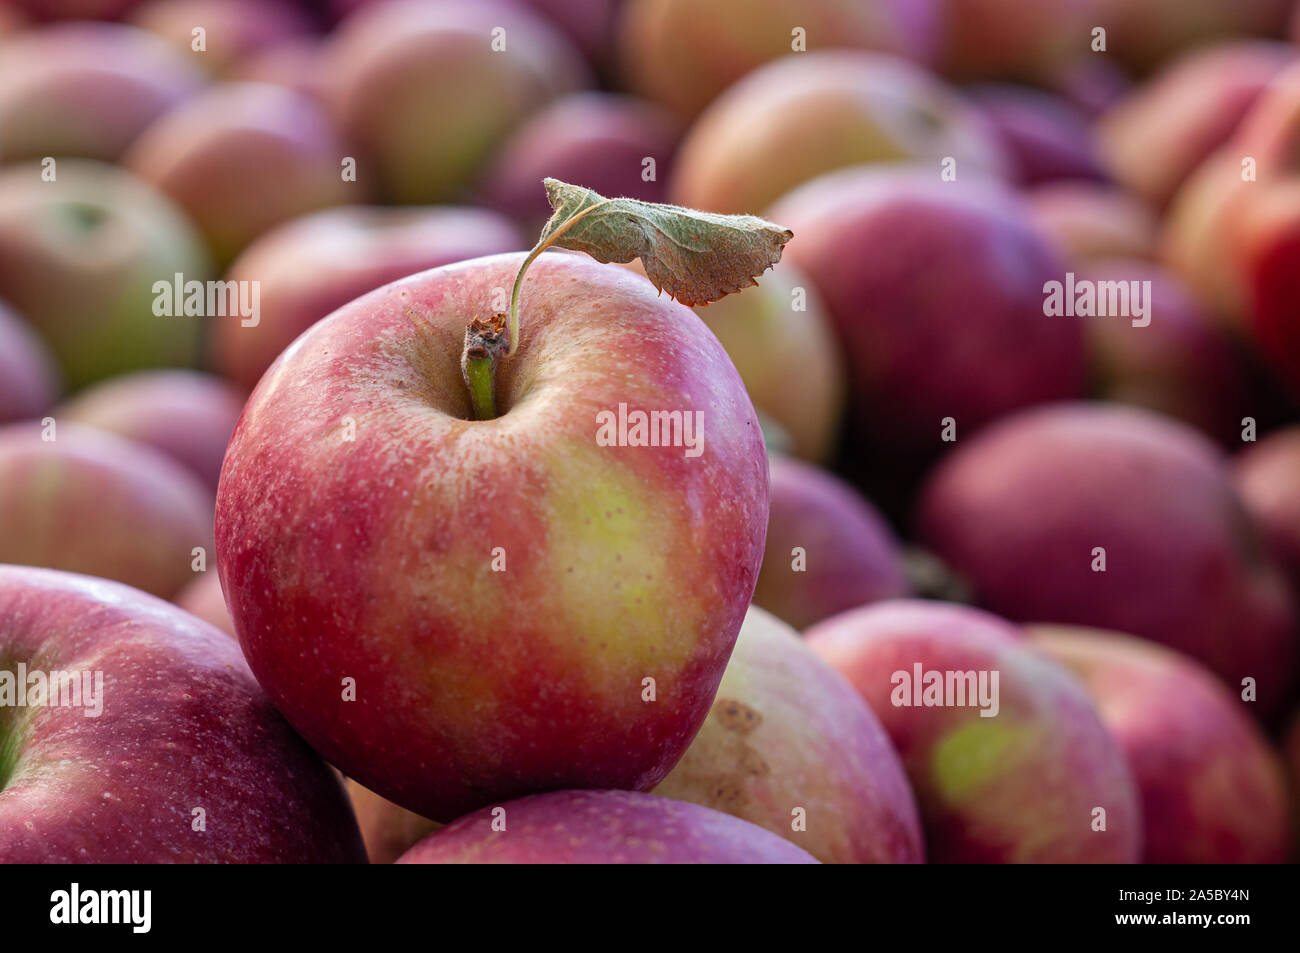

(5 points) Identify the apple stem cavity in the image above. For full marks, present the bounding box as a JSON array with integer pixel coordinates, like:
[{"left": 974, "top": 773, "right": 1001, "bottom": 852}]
[{"left": 461, "top": 312, "right": 508, "bottom": 420}]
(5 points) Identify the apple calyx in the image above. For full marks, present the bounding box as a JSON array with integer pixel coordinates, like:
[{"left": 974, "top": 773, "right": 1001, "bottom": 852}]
[{"left": 460, "top": 312, "right": 508, "bottom": 420}]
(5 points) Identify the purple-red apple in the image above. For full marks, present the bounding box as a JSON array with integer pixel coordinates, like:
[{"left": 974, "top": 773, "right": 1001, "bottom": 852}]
[
  {"left": 0, "top": 159, "right": 212, "bottom": 388},
  {"left": 129, "top": 0, "right": 313, "bottom": 77},
  {"left": 396, "top": 790, "right": 818, "bottom": 863},
  {"left": 55, "top": 369, "right": 246, "bottom": 491},
  {"left": 769, "top": 166, "right": 1084, "bottom": 459},
  {"left": 0, "top": 22, "right": 204, "bottom": 163},
  {"left": 1235, "top": 425, "right": 1300, "bottom": 595},
  {"left": 214, "top": 204, "right": 523, "bottom": 391},
  {"left": 125, "top": 81, "right": 355, "bottom": 265},
  {"left": 173, "top": 569, "right": 235, "bottom": 638},
  {"left": 9, "top": 0, "right": 146, "bottom": 18},
  {"left": 0, "top": 422, "right": 213, "bottom": 600},
  {"left": 215, "top": 252, "right": 769, "bottom": 822},
  {"left": 1026, "top": 181, "right": 1160, "bottom": 262},
  {"left": 0, "top": 300, "right": 59, "bottom": 424},
  {"left": 1030, "top": 624, "right": 1291, "bottom": 863},
  {"left": 653, "top": 606, "right": 923, "bottom": 863},
  {"left": 967, "top": 83, "right": 1105, "bottom": 186},
  {"left": 670, "top": 51, "right": 1007, "bottom": 215},
  {"left": 0, "top": 565, "right": 366, "bottom": 863},
  {"left": 917, "top": 402, "right": 1298, "bottom": 715},
  {"left": 753, "top": 457, "right": 910, "bottom": 630},
  {"left": 323, "top": 0, "right": 589, "bottom": 204},
  {"left": 226, "top": 37, "right": 326, "bottom": 102},
  {"left": 806, "top": 599, "right": 1142, "bottom": 862}
]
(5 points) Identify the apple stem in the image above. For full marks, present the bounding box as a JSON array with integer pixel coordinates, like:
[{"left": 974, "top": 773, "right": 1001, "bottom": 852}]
[{"left": 461, "top": 313, "right": 507, "bottom": 421}]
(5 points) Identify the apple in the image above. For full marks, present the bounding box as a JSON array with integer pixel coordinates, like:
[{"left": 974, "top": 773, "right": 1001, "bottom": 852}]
[
  {"left": 215, "top": 252, "right": 770, "bottom": 822},
  {"left": 396, "top": 790, "right": 818, "bottom": 863},
  {"left": 0, "top": 22, "right": 204, "bottom": 164},
  {"left": 1235, "top": 425, "right": 1300, "bottom": 595},
  {"left": 917, "top": 402, "right": 1298, "bottom": 715},
  {"left": 226, "top": 37, "right": 327, "bottom": 102},
  {"left": 0, "top": 300, "right": 59, "bottom": 425},
  {"left": 653, "top": 606, "right": 923, "bottom": 863},
  {"left": 214, "top": 204, "right": 524, "bottom": 392},
  {"left": 125, "top": 81, "right": 356, "bottom": 265},
  {"left": 8, "top": 0, "right": 146, "bottom": 19},
  {"left": 322, "top": 0, "right": 590, "bottom": 204},
  {"left": 344, "top": 779, "right": 440, "bottom": 865},
  {"left": 477, "top": 92, "right": 682, "bottom": 230},
  {"left": 1029, "top": 625, "right": 1291, "bottom": 863},
  {"left": 753, "top": 457, "right": 911, "bottom": 630},
  {"left": 967, "top": 84, "right": 1105, "bottom": 186},
  {"left": 0, "top": 422, "right": 213, "bottom": 600},
  {"left": 1098, "top": 41, "right": 1296, "bottom": 210},
  {"left": 1026, "top": 182, "right": 1159, "bottom": 262},
  {"left": 769, "top": 166, "right": 1083, "bottom": 461},
  {"left": 618, "top": 0, "right": 939, "bottom": 118},
  {"left": 0, "top": 160, "right": 212, "bottom": 389},
  {"left": 805, "top": 599, "right": 1142, "bottom": 862},
  {"left": 669, "top": 51, "right": 1008, "bottom": 215},
  {"left": 129, "top": 0, "right": 313, "bottom": 77},
  {"left": 934, "top": 0, "right": 1099, "bottom": 82},
  {"left": 55, "top": 370, "right": 246, "bottom": 491},
  {"left": 173, "top": 570, "right": 236, "bottom": 639},
  {"left": 1076, "top": 258, "right": 1255, "bottom": 444},
  {"left": 0, "top": 565, "right": 366, "bottom": 863},
  {"left": 1091, "top": 0, "right": 1292, "bottom": 73}
]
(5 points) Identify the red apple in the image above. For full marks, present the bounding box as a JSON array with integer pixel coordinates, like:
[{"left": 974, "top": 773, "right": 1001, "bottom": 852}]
[
  {"left": 1026, "top": 181, "right": 1160, "bottom": 262},
  {"left": 125, "top": 81, "right": 355, "bottom": 264},
  {"left": 226, "top": 37, "right": 326, "bottom": 102},
  {"left": 935, "top": 0, "right": 1099, "bottom": 82},
  {"left": 129, "top": 0, "right": 313, "bottom": 77},
  {"left": 967, "top": 83, "right": 1105, "bottom": 186},
  {"left": 214, "top": 204, "right": 524, "bottom": 392},
  {"left": 0, "top": 159, "right": 212, "bottom": 388},
  {"left": 753, "top": 457, "right": 911, "bottom": 630},
  {"left": 323, "top": 0, "right": 589, "bottom": 204},
  {"left": 1235, "top": 425, "right": 1300, "bottom": 595},
  {"left": 653, "top": 606, "right": 923, "bottom": 863},
  {"left": 805, "top": 599, "right": 1142, "bottom": 862},
  {"left": 0, "top": 422, "right": 213, "bottom": 599},
  {"left": 670, "top": 51, "right": 1007, "bottom": 215},
  {"left": 0, "top": 22, "right": 204, "bottom": 163},
  {"left": 1030, "top": 625, "right": 1291, "bottom": 863},
  {"left": 9, "top": 0, "right": 146, "bottom": 18},
  {"left": 619, "top": 0, "right": 939, "bottom": 118},
  {"left": 173, "top": 570, "right": 235, "bottom": 639},
  {"left": 0, "top": 299, "right": 59, "bottom": 425},
  {"left": 215, "top": 252, "right": 770, "bottom": 822},
  {"left": 0, "top": 565, "right": 366, "bottom": 863},
  {"left": 396, "top": 790, "right": 818, "bottom": 863},
  {"left": 55, "top": 370, "right": 245, "bottom": 491}
]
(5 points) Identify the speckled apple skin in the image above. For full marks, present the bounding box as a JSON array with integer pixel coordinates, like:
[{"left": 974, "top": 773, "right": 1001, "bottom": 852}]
[
  {"left": 0, "top": 423, "right": 213, "bottom": 599},
  {"left": 216, "top": 252, "right": 770, "bottom": 822},
  {"left": 1030, "top": 625, "right": 1290, "bottom": 863},
  {"left": 806, "top": 600, "right": 1142, "bottom": 863},
  {"left": 653, "top": 606, "right": 923, "bottom": 863},
  {"left": 917, "top": 402, "right": 1298, "bottom": 715},
  {"left": 0, "top": 566, "right": 366, "bottom": 863},
  {"left": 396, "top": 789, "right": 818, "bottom": 864}
]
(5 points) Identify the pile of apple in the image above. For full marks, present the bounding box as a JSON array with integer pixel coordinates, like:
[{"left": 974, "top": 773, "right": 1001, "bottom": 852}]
[{"left": 1, "top": 0, "right": 1299, "bottom": 865}]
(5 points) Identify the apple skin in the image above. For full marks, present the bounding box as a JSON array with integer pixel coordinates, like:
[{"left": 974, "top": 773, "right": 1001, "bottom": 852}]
[
  {"left": 1076, "top": 258, "right": 1255, "bottom": 445},
  {"left": 1098, "top": 41, "right": 1296, "bottom": 210},
  {"left": 1026, "top": 182, "right": 1160, "bottom": 262},
  {"left": 805, "top": 599, "right": 1142, "bottom": 863},
  {"left": 55, "top": 370, "right": 245, "bottom": 492},
  {"left": 214, "top": 205, "right": 524, "bottom": 392},
  {"left": 1092, "top": 0, "right": 1292, "bottom": 74},
  {"left": 125, "top": 82, "right": 356, "bottom": 265},
  {"left": 9, "top": 0, "right": 145, "bottom": 18},
  {"left": 670, "top": 51, "right": 1007, "bottom": 216},
  {"left": 173, "top": 570, "right": 236, "bottom": 639},
  {"left": 0, "top": 22, "right": 203, "bottom": 164},
  {"left": 227, "top": 37, "right": 327, "bottom": 102},
  {"left": 215, "top": 252, "right": 770, "bottom": 822},
  {"left": 753, "top": 457, "right": 911, "bottom": 630},
  {"left": 1029, "top": 625, "right": 1290, "bottom": 863},
  {"left": 0, "top": 300, "right": 59, "bottom": 425},
  {"left": 934, "top": 0, "right": 1099, "bottom": 82},
  {"left": 1235, "top": 426, "right": 1300, "bottom": 597},
  {"left": 129, "top": 0, "right": 313, "bottom": 77},
  {"left": 344, "top": 779, "right": 440, "bottom": 865},
  {"left": 652, "top": 606, "right": 923, "bottom": 863},
  {"left": 0, "top": 160, "right": 212, "bottom": 389},
  {"left": 478, "top": 92, "right": 682, "bottom": 230},
  {"left": 0, "top": 423, "right": 213, "bottom": 600},
  {"left": 619, "top": 0, "right": 938, "bottom": 119},
  {"left": 323, "top": 0, "right": 590, "bottom": 204},
  {"left": 769, "top": 166, "right": 1084, "bottom": 461},
  {"left": 917, "top": 402, "right": 1298, "bottom": 716},
  {"left": 967, "top": 84, "right": 1104, "bottom": 186},
  {"left": 0, "top": 565, "right": 366, "bottom": 864},
  {"left": 396, "top": 790, "right": 818, "bottom": 863}
]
